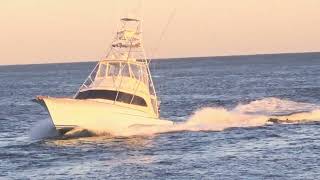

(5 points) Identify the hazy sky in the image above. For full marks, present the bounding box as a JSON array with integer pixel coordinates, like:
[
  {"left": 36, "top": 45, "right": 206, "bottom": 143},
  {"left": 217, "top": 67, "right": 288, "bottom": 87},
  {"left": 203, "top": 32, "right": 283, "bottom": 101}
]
[{"left": 1, "top": 0, "right": 320, "bottom": 65}]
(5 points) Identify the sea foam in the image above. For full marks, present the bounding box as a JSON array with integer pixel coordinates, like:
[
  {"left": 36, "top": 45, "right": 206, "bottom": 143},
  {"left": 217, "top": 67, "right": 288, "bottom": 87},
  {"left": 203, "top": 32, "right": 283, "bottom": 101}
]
[{"left": 123, "top": 97, "right": 320, "bottom": 136}]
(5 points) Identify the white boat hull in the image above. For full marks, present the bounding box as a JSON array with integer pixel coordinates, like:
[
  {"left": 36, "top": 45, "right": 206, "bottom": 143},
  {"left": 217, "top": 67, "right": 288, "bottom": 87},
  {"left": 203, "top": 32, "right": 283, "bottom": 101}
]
[{"left": 37, "top": 97, "right": 173, "bottom": 136}]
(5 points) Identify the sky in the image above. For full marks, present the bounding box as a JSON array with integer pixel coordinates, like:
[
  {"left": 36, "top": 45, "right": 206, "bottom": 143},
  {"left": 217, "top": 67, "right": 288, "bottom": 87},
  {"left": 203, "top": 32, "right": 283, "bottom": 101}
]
[{"left": 0, "top": 0, "right": 320, "bottom": 65}]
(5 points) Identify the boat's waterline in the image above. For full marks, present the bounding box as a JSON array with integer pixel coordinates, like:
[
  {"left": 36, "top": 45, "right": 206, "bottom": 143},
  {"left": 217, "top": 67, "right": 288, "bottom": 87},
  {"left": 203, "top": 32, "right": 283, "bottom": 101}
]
[{"left": 38, "top": 97, "right": 173, "bottom": 136}]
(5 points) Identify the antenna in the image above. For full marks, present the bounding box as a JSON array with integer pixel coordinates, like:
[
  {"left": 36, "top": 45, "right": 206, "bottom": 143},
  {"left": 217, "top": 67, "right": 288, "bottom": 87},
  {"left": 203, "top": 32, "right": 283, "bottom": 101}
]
[
  {"left": 147, "top": 8, "right": 176, "bottom": 106},
  {"left": 149, "top": 8, "right": 176, "bottom": 64}
]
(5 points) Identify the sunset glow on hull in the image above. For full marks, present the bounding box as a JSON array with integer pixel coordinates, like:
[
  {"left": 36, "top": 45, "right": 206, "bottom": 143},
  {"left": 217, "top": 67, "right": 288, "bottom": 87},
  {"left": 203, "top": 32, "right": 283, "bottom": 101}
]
[{"left": 37, "top": 97, "right": 173, "bottom": 136}]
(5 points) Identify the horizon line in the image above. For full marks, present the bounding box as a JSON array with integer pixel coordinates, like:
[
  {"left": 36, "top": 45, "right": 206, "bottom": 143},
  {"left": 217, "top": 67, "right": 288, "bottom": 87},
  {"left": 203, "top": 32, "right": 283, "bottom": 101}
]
[{"left": 1, "top": 51, "right": 319, "bottom": 67}]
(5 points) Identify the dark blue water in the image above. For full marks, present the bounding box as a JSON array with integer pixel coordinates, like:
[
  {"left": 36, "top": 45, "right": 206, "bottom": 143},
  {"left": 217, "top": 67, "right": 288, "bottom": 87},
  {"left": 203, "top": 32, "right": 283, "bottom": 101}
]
[{"left": 1, "top": 53, "right": 320, "bottom": 179}]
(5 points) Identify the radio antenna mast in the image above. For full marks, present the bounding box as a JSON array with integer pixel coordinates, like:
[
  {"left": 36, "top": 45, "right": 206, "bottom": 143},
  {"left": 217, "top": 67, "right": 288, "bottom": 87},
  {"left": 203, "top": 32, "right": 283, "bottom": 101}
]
[{"left": 148, "top": 8, "right": 176, "bottom": 64}]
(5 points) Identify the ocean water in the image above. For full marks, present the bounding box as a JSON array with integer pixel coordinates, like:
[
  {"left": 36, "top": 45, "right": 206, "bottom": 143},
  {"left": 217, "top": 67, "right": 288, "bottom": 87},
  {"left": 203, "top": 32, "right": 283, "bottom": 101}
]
[{"left": 1, "top": 53, "right": 320, "bottom": 179}]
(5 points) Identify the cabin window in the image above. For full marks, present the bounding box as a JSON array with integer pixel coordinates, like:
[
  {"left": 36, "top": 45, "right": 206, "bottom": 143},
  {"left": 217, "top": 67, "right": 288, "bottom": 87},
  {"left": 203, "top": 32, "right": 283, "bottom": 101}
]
[
  {"left": 98, "top": 64, "right": 107, "bottom": 77},
  {"left": 130, "top": 64, "right": 141, "bottom": 80},
  {"left": 130, "top": 64, "right": 148, "bottom": 84},
  {"left": 120, "top": 63, "right": 130, "bottom": 77},
  {"left": 75, "top": 90, "right": 147, "bottom": 107},
  {"left": 108, "top": 63, "right": 120, "bottom": 76}
]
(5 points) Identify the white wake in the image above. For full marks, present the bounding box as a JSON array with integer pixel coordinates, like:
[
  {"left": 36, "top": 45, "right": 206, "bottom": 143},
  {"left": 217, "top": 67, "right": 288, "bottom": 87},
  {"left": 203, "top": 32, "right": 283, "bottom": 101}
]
[{"left": 122, "top": 97, "right": 320, "bottom": 136}]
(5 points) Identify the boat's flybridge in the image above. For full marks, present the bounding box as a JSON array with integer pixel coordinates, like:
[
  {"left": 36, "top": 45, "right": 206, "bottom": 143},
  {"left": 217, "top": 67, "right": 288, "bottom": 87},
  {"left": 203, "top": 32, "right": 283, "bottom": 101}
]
[{"left": 73, "top": 17, "right": 160, "bottom": 117}]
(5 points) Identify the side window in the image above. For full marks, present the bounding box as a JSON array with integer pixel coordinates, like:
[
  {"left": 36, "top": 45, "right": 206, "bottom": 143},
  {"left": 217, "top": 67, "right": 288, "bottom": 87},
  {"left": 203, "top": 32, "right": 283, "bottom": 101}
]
[
  {"left": 108, "top": 63, "right": 120, "bottom": 76},
  {"left": 131, "top": 96, "right": 147, "bottom": 106},
  {"left": 117, "top": 92, "right": 147, "bottom": 106}
]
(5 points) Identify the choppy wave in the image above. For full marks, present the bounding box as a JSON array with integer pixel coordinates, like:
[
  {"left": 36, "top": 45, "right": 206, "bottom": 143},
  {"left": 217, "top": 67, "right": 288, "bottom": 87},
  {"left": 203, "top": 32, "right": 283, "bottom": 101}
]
[{"left": 30, "top": 97, "right": 320, "bottom": 138}]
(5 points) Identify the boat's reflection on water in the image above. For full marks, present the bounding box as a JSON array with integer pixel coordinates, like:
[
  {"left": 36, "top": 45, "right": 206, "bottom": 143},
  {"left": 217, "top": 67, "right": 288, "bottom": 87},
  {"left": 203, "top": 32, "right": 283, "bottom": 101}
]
[
  {"left": 45, "top": 130, "right": 155, "bottom": 149},
  {"left": 44, "top": 133, "right": 157, "bottom": 166}
]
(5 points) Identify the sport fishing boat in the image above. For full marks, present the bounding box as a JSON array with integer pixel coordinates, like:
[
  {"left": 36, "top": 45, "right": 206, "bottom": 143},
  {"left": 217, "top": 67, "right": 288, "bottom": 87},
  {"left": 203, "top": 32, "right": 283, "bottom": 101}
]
[{"left": 35, "top": 17, "right": 173, "bottom": 135}]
